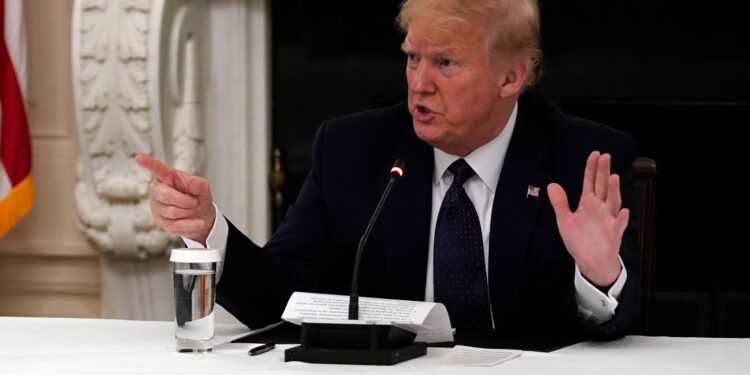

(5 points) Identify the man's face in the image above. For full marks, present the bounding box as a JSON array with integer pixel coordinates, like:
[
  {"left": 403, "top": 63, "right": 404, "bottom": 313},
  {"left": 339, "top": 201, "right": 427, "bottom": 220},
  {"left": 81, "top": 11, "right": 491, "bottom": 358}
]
[{"left": 403, "top": 14, "right": 510, "bottom": 156}]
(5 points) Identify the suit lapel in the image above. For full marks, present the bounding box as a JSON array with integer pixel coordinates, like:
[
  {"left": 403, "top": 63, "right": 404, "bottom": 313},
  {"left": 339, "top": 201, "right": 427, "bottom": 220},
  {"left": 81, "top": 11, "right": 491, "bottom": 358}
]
[
  {"left": 382, "top": 121, "right": 433, "bottom": 301},
  {"left": 488, "top": 98, "right": 552, "bottom": 316}
]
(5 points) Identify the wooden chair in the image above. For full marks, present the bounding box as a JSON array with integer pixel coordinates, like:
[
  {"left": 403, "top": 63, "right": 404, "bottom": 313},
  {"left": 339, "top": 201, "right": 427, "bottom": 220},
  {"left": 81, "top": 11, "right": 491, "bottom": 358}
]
[{"left": 633, "top": 157, "right": 657, "bottom": 335}]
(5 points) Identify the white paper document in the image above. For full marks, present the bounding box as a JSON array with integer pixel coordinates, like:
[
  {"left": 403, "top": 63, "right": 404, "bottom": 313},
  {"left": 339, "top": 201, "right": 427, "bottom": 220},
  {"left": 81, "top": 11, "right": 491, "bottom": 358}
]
[
  {"left": 438, "top": 345, "right": 522, "bottom": 366},
  {"left": 281, "top": 292, "right": 454, "bottom": 343}
]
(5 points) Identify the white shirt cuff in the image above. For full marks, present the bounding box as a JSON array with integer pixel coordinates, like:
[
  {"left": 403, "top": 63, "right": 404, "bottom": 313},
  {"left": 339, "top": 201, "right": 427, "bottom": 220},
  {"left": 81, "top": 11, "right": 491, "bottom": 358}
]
[
  {"left": 574, "top": 256, "right": 627, "bottom": 324},
  {"left": 181, "top": 203, "right": 229, "bottom": 280}
]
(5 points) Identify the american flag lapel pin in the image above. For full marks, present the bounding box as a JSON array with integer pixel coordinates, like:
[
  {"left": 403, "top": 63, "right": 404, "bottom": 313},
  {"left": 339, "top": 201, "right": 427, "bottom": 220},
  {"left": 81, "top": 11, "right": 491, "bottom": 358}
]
[{"left": 526, "top": 185, "right": 540, "bottom": 198}]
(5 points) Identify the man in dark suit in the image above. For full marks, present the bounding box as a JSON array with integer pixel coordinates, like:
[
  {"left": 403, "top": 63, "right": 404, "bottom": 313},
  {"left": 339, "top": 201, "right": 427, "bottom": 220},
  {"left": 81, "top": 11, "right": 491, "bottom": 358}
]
[{"left": 137, "top": 0, "right": 639, "bottom": 345}]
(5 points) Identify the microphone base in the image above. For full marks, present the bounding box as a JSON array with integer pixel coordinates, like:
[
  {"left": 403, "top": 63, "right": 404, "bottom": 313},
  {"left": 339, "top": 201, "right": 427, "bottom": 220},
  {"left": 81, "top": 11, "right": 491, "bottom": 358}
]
[
  {"left": 285, "top": 343, "right": 426, "bottom": 365},
  {"left": 284, "top": 321, "right": 426, "bottom": 365}
]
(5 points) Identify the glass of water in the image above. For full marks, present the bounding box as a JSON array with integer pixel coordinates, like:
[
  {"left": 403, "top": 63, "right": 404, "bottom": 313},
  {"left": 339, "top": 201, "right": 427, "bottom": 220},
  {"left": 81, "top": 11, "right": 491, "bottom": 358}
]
[{"left": 170, "top": 248, "right": 221, "bottom": 353}]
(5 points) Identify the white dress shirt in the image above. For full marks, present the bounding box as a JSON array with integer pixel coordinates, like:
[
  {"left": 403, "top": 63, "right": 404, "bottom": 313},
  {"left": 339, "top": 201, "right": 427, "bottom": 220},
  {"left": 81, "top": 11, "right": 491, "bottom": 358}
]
[{"left": 185, "top": 102, "right": 627, "bottom": 326}]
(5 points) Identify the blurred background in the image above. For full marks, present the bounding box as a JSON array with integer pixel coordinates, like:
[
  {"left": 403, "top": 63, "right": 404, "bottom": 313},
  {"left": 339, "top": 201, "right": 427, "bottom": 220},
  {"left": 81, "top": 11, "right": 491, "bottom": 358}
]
[{"left": 1, "top": 0, "right": 748, "bottom": 337}]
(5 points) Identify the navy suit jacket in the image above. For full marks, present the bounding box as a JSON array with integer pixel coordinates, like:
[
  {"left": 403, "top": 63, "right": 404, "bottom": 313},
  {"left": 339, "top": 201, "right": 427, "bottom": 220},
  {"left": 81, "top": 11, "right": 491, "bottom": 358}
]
[{"left": 217, "top": 91, "right": 640, "bottom": 343}]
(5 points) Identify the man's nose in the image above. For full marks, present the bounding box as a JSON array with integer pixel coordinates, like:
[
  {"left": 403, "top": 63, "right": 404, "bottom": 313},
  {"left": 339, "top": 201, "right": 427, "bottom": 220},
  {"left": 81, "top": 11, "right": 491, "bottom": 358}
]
[{"left": 409, "top": 62, "right": 437, "bottom": 94}]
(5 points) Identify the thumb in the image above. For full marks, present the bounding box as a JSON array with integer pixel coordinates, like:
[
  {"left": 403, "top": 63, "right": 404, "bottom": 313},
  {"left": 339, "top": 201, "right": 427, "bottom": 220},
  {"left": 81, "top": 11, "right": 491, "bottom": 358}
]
[
  {"left": 547, "top": 182, "right": 571, "bottom": 219},
  {"left": 185, "top": 175, "right": 210, "bottom": 198},
  {"left": 170, "top": 170, "right": 193, "bottom": 195}
]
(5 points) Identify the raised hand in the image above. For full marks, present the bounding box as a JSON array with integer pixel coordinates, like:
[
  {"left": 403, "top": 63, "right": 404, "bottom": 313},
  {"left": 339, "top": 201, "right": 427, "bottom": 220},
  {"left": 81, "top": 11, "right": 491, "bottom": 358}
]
[
  {"left": 547, "top": 151, "right": 629, "bottom": 287},
  {"left": 135, "top": 153, "right": 216, "bottom": 245}
]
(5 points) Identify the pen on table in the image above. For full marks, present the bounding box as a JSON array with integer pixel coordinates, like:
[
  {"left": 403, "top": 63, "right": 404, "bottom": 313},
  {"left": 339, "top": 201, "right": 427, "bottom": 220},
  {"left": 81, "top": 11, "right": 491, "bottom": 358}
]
[{"left": 248, "top": 343, "right": 275, "bottom": 356}]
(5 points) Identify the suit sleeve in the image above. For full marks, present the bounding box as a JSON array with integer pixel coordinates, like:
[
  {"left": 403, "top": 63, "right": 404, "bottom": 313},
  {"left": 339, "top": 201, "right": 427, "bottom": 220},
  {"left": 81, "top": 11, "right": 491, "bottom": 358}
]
[{"left": 216, "top": 123, "right": 332, "bottom": 329}]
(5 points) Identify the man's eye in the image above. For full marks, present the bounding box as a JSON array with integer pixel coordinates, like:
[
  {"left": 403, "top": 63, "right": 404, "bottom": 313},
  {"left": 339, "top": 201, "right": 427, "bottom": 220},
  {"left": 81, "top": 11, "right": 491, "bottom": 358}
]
[
  {"left": 406, "top": 54, "right": 419, "bottom": 68},
  {"left": 438, "top": 59, "right": 460, "bottom": 76},
  {"left": 439, "top": 59, "right": 455, "bottom": 67}
]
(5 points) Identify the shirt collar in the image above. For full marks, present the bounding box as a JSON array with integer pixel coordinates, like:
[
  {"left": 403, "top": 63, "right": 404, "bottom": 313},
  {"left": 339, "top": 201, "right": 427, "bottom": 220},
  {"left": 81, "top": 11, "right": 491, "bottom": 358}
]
[{"left": 433, "top": 102, "right": 518, "bottom": 192}]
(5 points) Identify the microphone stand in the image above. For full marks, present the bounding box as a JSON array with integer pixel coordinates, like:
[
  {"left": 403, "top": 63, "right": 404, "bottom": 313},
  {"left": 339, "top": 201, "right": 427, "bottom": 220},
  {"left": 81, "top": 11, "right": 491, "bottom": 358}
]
[
  {"left": 348, "top": 161, "right": 401, "bottom": 320},
  {"left": 285, "top": 159, "right": 427, "bottom": 365}
]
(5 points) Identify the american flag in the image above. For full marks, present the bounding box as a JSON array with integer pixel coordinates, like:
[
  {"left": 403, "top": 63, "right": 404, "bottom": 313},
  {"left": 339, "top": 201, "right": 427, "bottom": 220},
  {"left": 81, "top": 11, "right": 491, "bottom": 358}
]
[
  {"left": 526, "top": 185, "right": 540, "bottom": 198},
  {"left": 1, "top": 0, "right": 34, "bottom": 239}
]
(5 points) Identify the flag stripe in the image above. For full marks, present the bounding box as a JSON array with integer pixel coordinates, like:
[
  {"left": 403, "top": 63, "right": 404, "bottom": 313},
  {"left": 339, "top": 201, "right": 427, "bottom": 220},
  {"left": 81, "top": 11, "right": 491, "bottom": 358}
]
[
  {"left": 0, "top": 0, "right": 31, "bottom": 186},
  {"left": 0, "top": 173, "right": 32, "bottom": 238},
  {"left": 3, "top": 0, "right": 25, "bottom": 98},
  {"left": 0, "top": 0, "right": 33, "bottom": 238}
]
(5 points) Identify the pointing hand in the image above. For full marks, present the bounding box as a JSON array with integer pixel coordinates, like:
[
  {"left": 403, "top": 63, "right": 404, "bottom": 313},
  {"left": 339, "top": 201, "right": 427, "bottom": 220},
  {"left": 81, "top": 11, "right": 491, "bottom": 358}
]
[{"left": 135, "top": 153, "right": 216, "bottom": 245}]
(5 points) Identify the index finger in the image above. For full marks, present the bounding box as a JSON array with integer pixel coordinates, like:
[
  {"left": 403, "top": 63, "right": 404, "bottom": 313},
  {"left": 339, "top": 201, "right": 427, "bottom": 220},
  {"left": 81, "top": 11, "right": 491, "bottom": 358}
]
[{"left": 135, "top": 153, "right": 177, "bottom": 184}]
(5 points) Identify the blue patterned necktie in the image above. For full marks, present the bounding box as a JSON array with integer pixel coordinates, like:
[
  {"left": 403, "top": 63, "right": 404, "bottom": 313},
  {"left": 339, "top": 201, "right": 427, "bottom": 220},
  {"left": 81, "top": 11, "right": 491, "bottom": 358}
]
[{"left": 434, "top": 158, "right": 492, "bottom": 329}]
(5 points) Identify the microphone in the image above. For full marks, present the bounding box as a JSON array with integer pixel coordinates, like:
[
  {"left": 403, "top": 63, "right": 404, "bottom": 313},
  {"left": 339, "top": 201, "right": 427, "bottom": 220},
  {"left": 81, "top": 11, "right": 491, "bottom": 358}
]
[
  {"left": 349, "top": 159, "right": 405, "bottom": 320},
  {"left": 284, "top": 158, "right": 427, "bottom": 365}
]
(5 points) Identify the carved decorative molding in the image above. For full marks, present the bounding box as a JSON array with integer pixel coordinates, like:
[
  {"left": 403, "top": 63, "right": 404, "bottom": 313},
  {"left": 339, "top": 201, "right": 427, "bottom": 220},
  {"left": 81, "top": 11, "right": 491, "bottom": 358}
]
[{"left": 72, "top": 0, "right": 205, "bottom": 259}]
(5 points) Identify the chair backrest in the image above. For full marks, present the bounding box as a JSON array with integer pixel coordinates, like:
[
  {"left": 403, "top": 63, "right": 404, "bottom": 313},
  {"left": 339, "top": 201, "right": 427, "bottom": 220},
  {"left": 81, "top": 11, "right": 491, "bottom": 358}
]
[{"left": 633, "top": 157, "right": 657, "bottom": 334}]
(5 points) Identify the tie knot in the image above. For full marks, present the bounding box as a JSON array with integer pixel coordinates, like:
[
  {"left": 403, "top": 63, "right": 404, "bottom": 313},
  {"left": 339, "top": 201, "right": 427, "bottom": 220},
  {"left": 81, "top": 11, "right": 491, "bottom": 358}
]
[{"left": 448, "top": 159, "right": 476, "bottom": 187}]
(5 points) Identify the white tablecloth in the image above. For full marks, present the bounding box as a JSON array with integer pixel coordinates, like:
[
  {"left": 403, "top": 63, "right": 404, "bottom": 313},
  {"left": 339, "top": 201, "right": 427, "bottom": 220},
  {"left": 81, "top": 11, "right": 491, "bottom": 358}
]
[{"left": 1, "top": 317, "right": 748, "bottom": 374}]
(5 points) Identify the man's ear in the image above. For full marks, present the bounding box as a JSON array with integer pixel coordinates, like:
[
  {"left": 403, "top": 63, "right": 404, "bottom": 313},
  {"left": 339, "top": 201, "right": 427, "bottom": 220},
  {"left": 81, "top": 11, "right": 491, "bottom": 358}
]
[{"left": 496, "top": 56, "right": 529, "bottom": 99}]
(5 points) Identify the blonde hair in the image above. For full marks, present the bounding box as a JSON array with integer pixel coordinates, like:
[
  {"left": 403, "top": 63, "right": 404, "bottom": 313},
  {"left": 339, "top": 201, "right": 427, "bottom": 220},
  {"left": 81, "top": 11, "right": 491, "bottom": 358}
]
[{"left": 397, "top": 0, "right": 543, "bottom": 86}]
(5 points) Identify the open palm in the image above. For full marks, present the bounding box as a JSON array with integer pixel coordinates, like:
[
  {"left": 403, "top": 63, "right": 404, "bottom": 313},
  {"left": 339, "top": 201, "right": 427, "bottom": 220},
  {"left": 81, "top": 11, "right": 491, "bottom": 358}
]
[{"left": 547, "top": 151, "right": 629, "bottom": 287}]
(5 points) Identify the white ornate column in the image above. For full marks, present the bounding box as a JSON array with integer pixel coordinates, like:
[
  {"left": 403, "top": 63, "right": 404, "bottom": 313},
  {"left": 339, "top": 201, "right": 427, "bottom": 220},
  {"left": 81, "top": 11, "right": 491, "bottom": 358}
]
[
  {"left": 72, "top": 0, "right": 271, "bottom": 321},
  {"left": 201, "top": 0, "right": 271, "bottom": 245}
]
